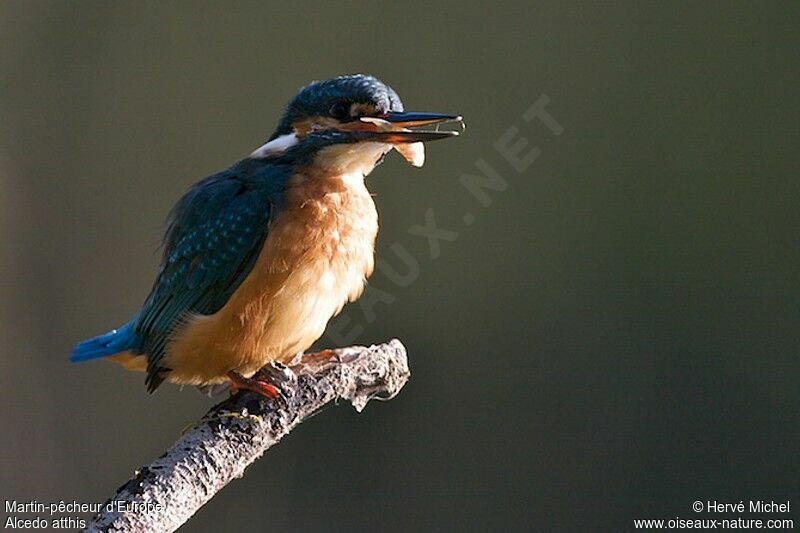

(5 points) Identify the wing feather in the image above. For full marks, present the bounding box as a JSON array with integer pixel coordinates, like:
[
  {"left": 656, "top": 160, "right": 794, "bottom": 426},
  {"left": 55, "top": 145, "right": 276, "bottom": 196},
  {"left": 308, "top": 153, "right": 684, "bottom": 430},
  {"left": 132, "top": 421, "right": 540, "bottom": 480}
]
[{"left": 133, "top": 169, "right": 273, "bottom": 390}]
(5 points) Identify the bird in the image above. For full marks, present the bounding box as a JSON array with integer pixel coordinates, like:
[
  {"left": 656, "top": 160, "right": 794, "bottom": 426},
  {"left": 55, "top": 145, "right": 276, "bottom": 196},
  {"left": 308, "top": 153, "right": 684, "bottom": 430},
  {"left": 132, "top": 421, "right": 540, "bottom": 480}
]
[{"left": 71, "top": 74, "right": 461, "bottom": 397}]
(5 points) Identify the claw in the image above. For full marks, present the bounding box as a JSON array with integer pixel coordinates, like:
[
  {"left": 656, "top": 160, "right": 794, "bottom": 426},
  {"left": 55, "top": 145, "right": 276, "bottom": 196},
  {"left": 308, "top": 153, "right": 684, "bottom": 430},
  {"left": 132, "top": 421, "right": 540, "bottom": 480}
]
[
  {"left": 303, "top": 348, "right": 337, "bottom": 365},
  {"left": 227, "top": 370, "right": 282, "bottom": 399}
]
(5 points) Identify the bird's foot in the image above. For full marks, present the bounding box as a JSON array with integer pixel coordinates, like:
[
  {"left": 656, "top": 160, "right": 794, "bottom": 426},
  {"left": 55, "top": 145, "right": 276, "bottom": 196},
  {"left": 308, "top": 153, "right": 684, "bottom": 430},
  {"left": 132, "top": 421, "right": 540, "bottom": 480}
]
[
  {"left": 227, "top": 370, "right": 282, "bottom": 399},
  {"left": 293, "top": 348, "right": 343, "bottom": 372},
  {"left": 302, "top": 348, "right": 337, "bottom": 365}
]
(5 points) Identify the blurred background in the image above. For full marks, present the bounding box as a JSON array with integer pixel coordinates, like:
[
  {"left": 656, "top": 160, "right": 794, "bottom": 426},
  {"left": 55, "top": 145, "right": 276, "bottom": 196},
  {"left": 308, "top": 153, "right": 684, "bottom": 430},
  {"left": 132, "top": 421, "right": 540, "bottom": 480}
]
[{"left": 1, "top": 1, "right": 798, "bottom": 531}]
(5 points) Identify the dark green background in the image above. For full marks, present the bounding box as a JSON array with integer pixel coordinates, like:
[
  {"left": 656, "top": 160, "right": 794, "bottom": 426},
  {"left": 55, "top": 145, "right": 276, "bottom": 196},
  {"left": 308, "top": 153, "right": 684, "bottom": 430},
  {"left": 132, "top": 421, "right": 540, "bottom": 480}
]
[{"left": 1, "top": 1, "right": 798, "bottom": 531}]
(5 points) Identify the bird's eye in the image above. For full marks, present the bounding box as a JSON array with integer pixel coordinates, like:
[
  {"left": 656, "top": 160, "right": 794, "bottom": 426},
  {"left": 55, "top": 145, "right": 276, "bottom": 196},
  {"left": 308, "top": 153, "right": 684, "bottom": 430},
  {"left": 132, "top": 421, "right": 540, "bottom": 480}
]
[{"left": 329, "top": 101, "right": 350, "bottom": 120}]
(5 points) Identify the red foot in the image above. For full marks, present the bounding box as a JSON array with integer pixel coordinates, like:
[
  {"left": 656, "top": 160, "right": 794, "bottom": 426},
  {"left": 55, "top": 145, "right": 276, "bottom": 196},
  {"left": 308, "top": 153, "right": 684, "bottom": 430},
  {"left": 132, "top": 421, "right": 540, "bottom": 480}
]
[
  {"left": 227, "top": 371, "right": 282, "bottom": 399},
  {"left": 303, "top": 349, "right": 337, "bottom": 365}
]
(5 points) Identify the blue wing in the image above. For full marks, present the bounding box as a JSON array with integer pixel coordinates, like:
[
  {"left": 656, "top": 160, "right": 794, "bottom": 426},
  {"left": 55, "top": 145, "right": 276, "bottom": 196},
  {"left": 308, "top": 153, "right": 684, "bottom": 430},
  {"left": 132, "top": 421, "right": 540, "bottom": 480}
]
[{"left": 134, "top": 167, "right": 275, "bottom": 390}]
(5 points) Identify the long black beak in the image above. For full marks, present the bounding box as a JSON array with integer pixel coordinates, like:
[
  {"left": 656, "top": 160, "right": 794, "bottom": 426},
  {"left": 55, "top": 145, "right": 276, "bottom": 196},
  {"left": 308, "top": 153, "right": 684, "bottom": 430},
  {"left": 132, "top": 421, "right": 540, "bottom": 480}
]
[
  {"left": 351, "top": 111, "right": 463, "bottom": 143},
  {"left": 381, "top": 111, "right": 463, "bottom": 128}
]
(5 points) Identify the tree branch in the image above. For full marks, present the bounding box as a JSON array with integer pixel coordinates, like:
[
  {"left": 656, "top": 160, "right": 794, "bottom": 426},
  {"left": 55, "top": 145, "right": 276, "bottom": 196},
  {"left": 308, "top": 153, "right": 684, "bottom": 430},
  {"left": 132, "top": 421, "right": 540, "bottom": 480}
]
[{"left": 84, "top": 339, "right": 410, "bottom": 533}]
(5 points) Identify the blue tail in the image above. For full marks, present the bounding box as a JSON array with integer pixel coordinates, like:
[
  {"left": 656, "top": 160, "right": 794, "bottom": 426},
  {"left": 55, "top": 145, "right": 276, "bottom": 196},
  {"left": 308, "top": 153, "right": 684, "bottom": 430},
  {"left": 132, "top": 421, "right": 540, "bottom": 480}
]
[{"left": 70, "top": 321, "right": 137, "bottom": 362}]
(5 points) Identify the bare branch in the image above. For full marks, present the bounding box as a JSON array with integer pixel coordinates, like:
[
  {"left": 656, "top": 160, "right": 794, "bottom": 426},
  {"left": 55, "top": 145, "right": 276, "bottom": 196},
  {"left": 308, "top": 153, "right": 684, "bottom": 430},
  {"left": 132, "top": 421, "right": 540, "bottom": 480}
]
[{"left": 84, "top": 339, "right": 409, "bottom": 533}]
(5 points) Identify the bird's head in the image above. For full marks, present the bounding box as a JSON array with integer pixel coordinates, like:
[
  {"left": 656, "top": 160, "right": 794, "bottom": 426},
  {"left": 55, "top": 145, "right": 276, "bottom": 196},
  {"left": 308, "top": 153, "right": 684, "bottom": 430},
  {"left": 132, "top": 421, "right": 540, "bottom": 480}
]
[{"left": 250, "top": 74, "right": 461, "bottom": 174}]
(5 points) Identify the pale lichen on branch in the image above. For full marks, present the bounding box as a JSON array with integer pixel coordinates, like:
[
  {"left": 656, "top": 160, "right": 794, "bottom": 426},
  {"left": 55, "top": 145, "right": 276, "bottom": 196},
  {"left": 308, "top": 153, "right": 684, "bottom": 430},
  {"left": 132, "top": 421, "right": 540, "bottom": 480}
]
[{"left": 84, "top": 339, "right": 409, "bottom": 533}]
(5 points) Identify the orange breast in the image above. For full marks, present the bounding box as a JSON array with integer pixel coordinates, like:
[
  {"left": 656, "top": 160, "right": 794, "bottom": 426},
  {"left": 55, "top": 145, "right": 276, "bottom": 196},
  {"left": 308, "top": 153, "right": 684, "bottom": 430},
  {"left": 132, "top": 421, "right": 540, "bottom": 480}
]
[{"left": 159, "top": 168, "right": 379, "bottom": 385}]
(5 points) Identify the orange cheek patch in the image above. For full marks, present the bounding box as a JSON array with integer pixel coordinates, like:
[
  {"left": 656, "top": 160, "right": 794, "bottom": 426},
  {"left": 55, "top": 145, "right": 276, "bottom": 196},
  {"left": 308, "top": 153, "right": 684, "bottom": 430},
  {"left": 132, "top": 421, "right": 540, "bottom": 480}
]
[{"left": 293, "top": 118, "right": 329, "bottom": 136}]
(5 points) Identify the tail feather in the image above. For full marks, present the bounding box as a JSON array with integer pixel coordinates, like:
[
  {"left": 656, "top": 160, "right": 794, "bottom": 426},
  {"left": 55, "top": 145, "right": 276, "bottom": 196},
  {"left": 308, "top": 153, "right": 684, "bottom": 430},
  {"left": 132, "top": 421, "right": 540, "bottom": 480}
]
[{"left": 71, "top": 321, "right": 136, "bottom": 362}]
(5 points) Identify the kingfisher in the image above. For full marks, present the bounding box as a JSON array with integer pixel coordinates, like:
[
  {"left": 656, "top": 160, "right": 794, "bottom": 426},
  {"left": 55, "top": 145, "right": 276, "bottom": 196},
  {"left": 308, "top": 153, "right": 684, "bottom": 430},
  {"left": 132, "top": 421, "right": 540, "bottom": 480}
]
[{"left": 71, "top": 74, "right": 461, "bottom": 397}]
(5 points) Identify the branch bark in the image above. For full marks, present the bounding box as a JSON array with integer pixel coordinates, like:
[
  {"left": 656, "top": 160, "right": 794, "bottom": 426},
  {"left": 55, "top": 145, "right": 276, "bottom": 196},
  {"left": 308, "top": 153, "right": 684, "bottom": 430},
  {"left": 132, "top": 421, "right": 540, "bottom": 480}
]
[{"left": 84, "top": 339, "right": 409, "bottom": 533}]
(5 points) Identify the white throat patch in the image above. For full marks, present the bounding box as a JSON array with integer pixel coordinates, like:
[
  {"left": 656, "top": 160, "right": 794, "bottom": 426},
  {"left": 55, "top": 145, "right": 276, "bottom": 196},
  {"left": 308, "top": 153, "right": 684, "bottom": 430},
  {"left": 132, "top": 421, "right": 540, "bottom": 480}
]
[
  {"left": 315, "top": 142, "right": 392, "bottom": 181},
  {"left": 250, "top": 133, "right": 299, "bottom": 159}
]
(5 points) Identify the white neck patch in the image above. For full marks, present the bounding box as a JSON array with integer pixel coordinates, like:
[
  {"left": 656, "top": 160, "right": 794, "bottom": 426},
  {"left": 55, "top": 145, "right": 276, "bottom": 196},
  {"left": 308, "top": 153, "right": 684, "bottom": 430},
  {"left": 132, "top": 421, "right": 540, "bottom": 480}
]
[
  {"left": 250, "top": 133, "right": 299, "bottom": 159},
  {"left": 315, "top": 141, "right": 392, "bottom": 181}
]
